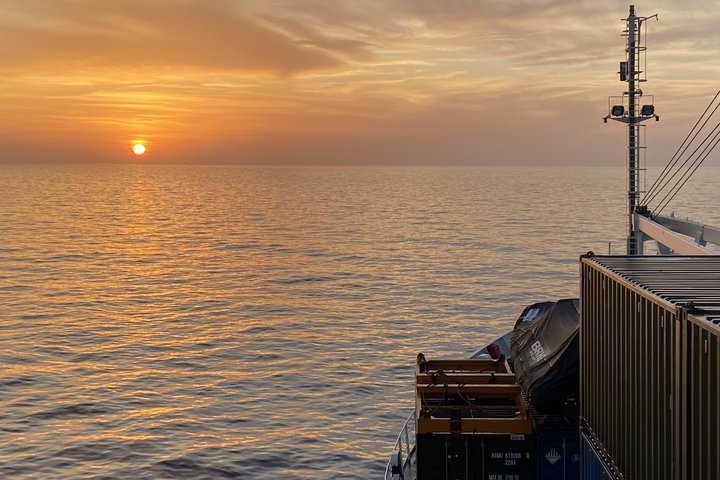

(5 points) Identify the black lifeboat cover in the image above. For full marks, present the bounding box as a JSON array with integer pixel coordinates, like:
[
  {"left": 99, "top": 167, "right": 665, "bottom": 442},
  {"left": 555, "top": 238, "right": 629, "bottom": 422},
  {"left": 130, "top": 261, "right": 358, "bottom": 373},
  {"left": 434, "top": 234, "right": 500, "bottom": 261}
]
[{"left": 510, "top": 299, "right": 579, "bottom": 414}]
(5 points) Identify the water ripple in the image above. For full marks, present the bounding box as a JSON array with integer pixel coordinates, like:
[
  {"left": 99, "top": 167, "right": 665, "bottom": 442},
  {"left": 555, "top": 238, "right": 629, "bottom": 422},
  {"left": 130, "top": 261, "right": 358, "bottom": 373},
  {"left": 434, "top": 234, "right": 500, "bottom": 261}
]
[{"left": 0, "top": 165, "right": 718, "bottom": 478}]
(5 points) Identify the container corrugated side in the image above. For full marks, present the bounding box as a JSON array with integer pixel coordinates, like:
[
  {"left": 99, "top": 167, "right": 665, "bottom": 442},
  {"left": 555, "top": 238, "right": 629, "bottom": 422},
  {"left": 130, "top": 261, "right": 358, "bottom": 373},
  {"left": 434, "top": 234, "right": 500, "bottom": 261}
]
[
  {"left": 580, "top": 257, "right": 677, "bottom": 479},
  {"left": 580, "top": 255, "right": 720, "bottom": 480},
  {"left": 684, "top": 312, "right": 720, "bottom": 480}
]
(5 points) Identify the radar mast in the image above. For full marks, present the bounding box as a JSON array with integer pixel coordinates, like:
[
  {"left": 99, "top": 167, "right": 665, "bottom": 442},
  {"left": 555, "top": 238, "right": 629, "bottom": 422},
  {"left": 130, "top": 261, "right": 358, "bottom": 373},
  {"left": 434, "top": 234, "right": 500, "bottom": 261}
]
[{"left": 604, "top": 5, "right": 659, "bottom": 255}]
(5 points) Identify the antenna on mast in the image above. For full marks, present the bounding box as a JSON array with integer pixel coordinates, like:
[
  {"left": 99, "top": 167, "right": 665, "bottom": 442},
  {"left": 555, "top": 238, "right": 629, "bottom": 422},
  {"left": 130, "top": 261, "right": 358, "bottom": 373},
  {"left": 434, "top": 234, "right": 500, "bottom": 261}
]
[{"left": 604, "top": 5, "right": 659, "bottom": 255}]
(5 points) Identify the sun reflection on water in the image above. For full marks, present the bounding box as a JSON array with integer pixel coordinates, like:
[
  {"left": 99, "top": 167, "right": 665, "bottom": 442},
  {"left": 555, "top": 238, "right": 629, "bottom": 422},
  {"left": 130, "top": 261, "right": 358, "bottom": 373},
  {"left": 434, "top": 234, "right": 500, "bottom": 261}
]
[{"left": 0, "top": 165, "right": 718, "bottom": 478}]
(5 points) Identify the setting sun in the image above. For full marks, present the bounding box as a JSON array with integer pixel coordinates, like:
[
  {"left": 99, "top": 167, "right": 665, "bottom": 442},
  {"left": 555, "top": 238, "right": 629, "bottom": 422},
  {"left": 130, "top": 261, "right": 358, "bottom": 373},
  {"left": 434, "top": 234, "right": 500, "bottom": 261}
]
[{"left": 132, "top": 143, "right": 146, "bottom": 155}]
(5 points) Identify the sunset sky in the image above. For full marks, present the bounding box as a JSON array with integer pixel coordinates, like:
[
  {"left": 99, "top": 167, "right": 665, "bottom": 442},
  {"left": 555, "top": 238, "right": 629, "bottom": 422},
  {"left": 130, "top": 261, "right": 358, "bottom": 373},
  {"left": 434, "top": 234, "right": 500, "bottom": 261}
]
[{"left": 1, "top": 0, "right": 719, "bottom": 165}]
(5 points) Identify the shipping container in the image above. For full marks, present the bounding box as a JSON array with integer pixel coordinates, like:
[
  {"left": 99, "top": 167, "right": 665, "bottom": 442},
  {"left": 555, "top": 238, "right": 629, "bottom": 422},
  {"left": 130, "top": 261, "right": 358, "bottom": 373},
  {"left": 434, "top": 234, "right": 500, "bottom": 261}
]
[
  {"left": 532, "top": 412, "right": 580, "bottom": 480},
  {"left": 536, "top": 431, "right": 579, "bottom": 480},
  {"left": 579, "top": 430, "right": 620, "bottom": 480},
  {"left": 415, "top": 355, "right": 536, "bottom": 479},
  {"left": 579, "top": 255, "right": 720, "bottom": 480},
  {"left": 416, "top": 433, "right": 536, "bottom": 480}
]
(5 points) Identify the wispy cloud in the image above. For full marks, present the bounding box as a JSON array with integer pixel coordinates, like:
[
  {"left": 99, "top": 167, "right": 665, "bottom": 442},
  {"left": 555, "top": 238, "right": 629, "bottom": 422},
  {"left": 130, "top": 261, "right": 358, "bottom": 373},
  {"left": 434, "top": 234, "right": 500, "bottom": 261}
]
[
  {"left": 0, "top": 0, "right": 342, "bottom": 75},
  {"left": 0, "top": 0, "right": 719, "bottom": 164}
]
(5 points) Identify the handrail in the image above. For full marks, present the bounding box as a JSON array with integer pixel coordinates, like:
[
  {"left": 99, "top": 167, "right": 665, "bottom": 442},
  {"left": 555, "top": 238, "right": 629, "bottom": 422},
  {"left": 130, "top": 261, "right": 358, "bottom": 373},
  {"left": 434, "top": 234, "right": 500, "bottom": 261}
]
[
  {"left": 383, "top": 411, "right": 415, "bottom": 480},
  {"left": 652, "top": 214, "right": 720, "bottom": 247},
  {"left": 636, "top": 215, "right": 711, "bottom": 254}
]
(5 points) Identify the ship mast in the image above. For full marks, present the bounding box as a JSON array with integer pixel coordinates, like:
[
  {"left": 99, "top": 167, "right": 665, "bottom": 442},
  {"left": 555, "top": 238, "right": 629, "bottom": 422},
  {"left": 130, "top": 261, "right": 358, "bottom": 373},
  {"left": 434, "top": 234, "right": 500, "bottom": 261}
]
[{"left": 604, "top": 5, "right": 659, "bottom": 255}]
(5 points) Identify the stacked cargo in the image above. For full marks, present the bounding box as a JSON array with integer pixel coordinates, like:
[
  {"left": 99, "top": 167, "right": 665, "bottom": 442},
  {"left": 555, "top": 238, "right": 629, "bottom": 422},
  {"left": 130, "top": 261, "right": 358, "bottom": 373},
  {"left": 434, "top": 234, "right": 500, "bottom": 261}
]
[
  {"left": 580, "top": 255, "right": 720, "bottom": 480},
  {"left": 415, "top": 354, "right": 535, "bottom": 480}
]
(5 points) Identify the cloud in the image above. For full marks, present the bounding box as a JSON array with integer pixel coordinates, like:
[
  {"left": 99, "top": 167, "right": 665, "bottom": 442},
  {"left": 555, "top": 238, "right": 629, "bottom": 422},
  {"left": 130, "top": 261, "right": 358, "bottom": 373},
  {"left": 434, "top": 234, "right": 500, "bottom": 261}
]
[
  {"left": 3, "top": 0, "right": 716, "bottom": 79},
  {"left": 0, "top": 0, "right": 343, "bottom": 75},
  {"left": 1, "top": 1, "right": 719, "bottom": 165}
]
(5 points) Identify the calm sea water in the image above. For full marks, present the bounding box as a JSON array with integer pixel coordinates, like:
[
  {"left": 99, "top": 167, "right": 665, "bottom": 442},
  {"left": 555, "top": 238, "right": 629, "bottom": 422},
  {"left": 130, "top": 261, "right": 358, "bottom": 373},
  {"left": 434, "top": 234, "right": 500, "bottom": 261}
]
[{"left": 1, "top": 165, "right": 718, "bottom": 479}]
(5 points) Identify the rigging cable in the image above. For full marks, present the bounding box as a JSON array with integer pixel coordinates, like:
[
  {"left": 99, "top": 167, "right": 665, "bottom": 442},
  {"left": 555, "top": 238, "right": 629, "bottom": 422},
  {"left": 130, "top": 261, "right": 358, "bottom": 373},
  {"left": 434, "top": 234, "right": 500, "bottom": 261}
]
[
  {"left": 651, "top": 116, "right": 720, "bottom": 202},
  {"left": 643, "top": 89, "right": 720, "bottom": 204},
  {"left": 642, "top": 90, "right": 720, "bottom": 206},
  {"left": 653, "top": 128, "right": 720, "bottom": 217},
  {"left": 649, "top": 120, "right": 720, "bottom": 212}
]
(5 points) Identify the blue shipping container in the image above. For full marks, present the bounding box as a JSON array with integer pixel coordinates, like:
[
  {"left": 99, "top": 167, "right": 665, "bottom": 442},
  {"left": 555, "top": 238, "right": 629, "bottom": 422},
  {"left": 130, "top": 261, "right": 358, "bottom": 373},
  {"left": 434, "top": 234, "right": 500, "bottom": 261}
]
[
  {"left": 579, "top": 431, "right": 619, "bottom": 480},
  {"left": 537, "top": 432, "right": 580, "bottom": 480}
]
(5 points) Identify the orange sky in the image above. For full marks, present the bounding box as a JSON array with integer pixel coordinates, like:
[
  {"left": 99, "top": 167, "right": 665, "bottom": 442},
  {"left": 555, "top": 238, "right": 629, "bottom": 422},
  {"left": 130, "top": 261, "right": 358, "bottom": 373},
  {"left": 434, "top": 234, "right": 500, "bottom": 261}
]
[{"left": 1, "top": 1, "right": 719, "bottom": 165}]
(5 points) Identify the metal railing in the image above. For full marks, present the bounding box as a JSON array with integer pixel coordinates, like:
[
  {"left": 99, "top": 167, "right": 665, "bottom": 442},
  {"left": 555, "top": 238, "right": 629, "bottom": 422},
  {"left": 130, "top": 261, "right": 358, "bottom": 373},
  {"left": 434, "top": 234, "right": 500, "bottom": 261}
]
[
  {"left": 635, "top": 213, "right": 720, "bottom": 254},
  {"left": 383, "top": 411, "right": 415, "bottom": 480}
]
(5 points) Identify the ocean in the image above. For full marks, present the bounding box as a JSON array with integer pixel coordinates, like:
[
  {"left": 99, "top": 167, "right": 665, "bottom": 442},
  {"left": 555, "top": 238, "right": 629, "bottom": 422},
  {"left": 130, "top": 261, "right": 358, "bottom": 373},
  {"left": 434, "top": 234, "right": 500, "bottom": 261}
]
[{"left": 1, "top": 165, "right": 717, "bottom": 479}]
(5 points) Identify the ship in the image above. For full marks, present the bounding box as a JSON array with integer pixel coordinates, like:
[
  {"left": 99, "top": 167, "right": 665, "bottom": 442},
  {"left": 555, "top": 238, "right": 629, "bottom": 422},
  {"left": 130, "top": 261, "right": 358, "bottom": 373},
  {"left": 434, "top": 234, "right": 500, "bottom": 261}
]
[{"left": 385, "top": 6, "right": 720, "bottom": 480}]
